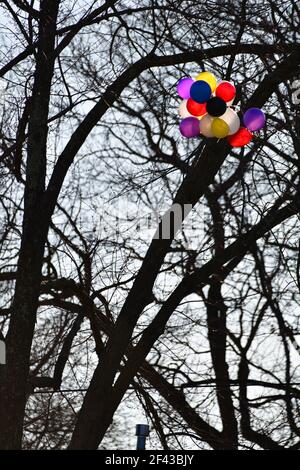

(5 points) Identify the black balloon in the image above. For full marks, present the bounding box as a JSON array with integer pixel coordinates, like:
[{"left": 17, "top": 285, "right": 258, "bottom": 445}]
[{"left": 206, "top": 97, "right": 227, "bottom": 117}]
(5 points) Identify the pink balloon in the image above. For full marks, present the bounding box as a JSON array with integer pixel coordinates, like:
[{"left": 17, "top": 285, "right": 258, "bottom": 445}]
[{"left": 177, "top": 78, "right": 194, "bottom": 99}]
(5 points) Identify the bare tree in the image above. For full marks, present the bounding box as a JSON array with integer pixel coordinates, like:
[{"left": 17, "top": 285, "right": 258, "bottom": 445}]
[{"left": 0, "top": 0, "right": 300, "bottom": 450}]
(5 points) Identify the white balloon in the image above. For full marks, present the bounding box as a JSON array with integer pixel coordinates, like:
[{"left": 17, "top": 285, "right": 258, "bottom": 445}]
[
  {"left": 200, "top": 115, "right": 214, "bottom": 137},
  {"left": 226, "top": 99, "right": 234, "bottom": 107},
  {"left": 179, "top": 100, "right": 192, "bottom": 118},
  {"left": 220, "top": 108, "right": 240, "bottom": 135}
]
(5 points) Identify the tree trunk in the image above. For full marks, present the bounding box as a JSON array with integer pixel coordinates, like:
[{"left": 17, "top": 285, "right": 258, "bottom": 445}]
[{"left": 0, "top": 0, "right": 60, "bottom": 449}]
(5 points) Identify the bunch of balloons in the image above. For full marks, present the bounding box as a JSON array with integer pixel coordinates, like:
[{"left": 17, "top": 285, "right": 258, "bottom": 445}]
[{"left": 177, "top": 71, "right": 265, "bottom": 147}]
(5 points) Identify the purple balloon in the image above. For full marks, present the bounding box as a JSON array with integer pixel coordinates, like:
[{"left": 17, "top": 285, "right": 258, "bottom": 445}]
[
  {"left": 179, "top": 117, "right": 200, "bottom": 138},
  {"left": 243, "top": 107, "right": 266, "bottom": 131},
  {"left": 177, "top": 77, "right": 194, "bottom": 99}
]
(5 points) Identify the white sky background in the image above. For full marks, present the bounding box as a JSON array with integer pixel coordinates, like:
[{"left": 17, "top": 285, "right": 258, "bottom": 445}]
[{"left": 0, "top": 0, "right": 300, "bottom": 450}]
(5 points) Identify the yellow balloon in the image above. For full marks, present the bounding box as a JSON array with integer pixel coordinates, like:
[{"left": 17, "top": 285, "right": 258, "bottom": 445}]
[
  {"left": 195, "top": 71, "right": 217, "bottom": 92},
  {"left": 211, "top": 118, "right": 229, "bottom": 138}
]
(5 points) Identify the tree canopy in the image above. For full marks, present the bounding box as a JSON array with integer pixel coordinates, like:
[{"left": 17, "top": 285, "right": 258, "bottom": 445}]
[{"left": 0, "top": 0, "right": 300, "bottom": 450}]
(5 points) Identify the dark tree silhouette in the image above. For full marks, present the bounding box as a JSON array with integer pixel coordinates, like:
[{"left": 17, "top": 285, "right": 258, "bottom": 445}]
[{"left": 0, "top": 0, "right": 300, "bottom": 450}]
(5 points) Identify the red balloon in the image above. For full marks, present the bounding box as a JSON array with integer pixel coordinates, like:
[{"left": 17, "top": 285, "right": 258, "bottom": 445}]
[
  {"left": 186, "top": 99, "right": 207, "bottom": 117},
  {"left": 227, "top": 127, "right": 253, "bottom": 147},
  {"left": 216, "top": 81, "right": 236, "bottom": 102}
]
